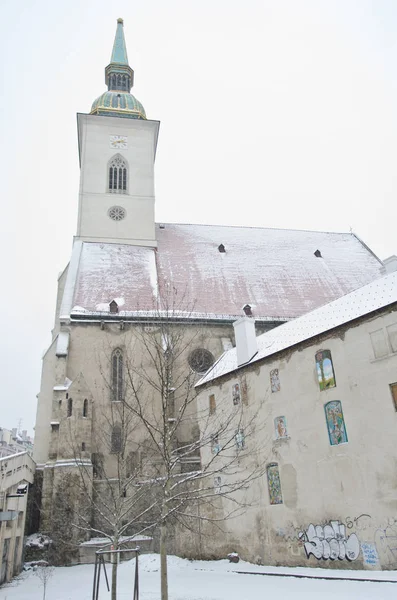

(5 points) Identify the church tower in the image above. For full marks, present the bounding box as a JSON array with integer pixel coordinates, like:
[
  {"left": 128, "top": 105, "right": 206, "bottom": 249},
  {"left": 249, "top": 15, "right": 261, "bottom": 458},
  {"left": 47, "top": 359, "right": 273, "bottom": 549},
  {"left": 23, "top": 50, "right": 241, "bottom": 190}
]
[{"left": 76, "top": 19, "right": 159, "bottom": 247}]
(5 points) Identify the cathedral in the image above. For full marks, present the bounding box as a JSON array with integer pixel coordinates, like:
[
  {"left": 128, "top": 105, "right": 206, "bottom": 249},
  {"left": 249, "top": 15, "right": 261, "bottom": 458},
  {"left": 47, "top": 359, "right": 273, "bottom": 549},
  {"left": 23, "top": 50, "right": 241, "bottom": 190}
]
[{"left": 33, "top": 19, "right": 386, "bottom": 561}]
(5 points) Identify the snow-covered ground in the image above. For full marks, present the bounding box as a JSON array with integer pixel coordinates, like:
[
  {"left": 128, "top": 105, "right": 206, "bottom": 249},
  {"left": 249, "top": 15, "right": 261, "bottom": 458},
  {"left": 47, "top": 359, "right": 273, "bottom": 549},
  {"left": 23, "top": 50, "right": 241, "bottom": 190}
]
[{"left": 1, "top": 554, "right": 397, "bottom": 599}]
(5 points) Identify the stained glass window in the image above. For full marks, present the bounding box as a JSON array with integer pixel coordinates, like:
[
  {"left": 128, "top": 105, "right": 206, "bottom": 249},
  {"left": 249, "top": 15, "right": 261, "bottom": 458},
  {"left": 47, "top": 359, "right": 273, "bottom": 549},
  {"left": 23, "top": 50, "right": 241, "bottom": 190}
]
[
  {"left": 267, "top": 463, "right": 283, "bottom": 505},
  {"left": 324, "top": 401, "right": 348, "bottom": 445},
  {"left": 315, "top": 350, "right": 336, "bottom": 391}
]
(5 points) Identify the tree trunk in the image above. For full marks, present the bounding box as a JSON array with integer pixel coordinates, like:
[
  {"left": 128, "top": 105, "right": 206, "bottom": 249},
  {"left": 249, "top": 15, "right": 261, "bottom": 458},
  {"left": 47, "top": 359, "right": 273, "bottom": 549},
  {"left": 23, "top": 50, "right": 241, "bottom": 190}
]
[
  {"left": 111, "top": 538, "right": 119, "bottom": 600},
  {"left": 111, "top": 559, "right": 118, "bottom": 600},
  {"left": 160, "top": 519, "right": 168, "bottom": 600}
]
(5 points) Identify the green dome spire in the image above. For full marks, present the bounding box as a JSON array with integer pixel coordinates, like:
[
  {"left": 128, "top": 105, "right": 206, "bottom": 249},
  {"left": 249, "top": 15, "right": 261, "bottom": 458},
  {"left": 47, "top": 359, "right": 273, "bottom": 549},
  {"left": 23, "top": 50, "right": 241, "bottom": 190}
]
[
  {"left": 90, "top": 19, "right": 146, "bottom": 120},
  {"left": 111, "top": 18, "right": 129, "bottom": 65}
]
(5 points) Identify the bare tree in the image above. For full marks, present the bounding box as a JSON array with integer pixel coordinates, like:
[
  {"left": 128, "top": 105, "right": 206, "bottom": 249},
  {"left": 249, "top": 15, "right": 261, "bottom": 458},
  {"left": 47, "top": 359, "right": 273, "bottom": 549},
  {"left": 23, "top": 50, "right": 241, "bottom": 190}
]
[
  {"left": 64, "top": 293, "right": 268, "bottom": 600},
  {"left": 118, "top": 297, "right": 267, "bottom": 600},
  {"left": 34, "top": 565, "right": 55, "bottom": 600}
]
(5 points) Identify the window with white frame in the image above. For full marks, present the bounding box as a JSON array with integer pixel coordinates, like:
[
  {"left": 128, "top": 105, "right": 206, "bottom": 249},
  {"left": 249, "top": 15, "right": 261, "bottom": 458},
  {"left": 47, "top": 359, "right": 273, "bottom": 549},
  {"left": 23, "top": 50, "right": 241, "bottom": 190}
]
[{"left": 108, "top": 154, "right": 128, "bottom": 193}]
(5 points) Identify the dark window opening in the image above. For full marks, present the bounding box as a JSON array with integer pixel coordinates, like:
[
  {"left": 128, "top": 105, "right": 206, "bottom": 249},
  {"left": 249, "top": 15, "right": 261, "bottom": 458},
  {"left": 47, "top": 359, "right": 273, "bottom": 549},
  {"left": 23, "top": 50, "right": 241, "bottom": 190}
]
[
  {"left": 112, "top": 348, "right": 123, "bottom": 401},
  {"left": 111, "top": 425, "right": 122, "bottom": 453},
  {"left": 67, "top": 397, "right": 73, "bottom": 417},
  {"left": 109, "top": 300, "right": 119, "bottom": 314},
  {"left": 218, "top": 244, "right": 226, "bottom": 253},
  {"left": 243, "top": 304, "right": 252, "bottom": 316},
  {"left": 108, "top": 155, "right": 128, "bottom": 193},
  {"left": 81, "top": 442, "right": 86, "bottom": 451},
  {"left": 188, "top": 348, "right": 215, "bottom": 373},
  {"left": 83, "top": 398, "right": 88, "bottom": 418},
  {"left": 314, "top": 249, "right": 322, "bottom": 258}
]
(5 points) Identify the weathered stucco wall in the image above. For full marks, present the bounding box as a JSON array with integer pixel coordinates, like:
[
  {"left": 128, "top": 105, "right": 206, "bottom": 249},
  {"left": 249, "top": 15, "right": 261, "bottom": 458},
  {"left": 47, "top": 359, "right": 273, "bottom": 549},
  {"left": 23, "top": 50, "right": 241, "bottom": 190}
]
[{"left": 197, "top": 306, "right": 397, "bottom": 570}]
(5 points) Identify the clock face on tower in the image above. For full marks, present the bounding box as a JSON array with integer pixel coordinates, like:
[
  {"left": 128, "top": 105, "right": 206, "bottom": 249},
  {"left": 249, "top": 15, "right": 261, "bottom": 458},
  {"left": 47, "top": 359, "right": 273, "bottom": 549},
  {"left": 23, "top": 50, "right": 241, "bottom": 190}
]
[{"left": 110, "top": 135, "right": 128, "bottom": 149}]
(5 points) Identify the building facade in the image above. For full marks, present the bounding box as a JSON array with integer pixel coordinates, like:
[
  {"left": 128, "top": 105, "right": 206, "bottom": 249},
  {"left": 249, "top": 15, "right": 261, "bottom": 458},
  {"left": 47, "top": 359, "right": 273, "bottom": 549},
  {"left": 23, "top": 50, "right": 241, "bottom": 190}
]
[
  {"left": 33, "top": 19, "right": 390, "bottom": 562},
  {"left": 196, "top": 272, "right": 397, "bottom": 570},
  {"left": 0, "top": 428, "right": 33, "bottom": 459},
  {"left": 0, "top": 452, "right": 35, "bottom": 583}
]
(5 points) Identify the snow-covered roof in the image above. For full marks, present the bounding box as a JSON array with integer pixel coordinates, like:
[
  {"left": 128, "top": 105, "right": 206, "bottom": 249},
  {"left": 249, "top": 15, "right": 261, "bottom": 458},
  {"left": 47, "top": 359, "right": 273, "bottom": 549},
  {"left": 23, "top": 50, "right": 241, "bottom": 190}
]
[
  {"left": 62, "top": 224, "right": 383, "bottom": 322},
  {"left": 197, "top": 271, "right": 397, "bottom": 386},
  {"left": 53, "top": 377, "right": 72, "bottom": 391},
  {"left": 56, "top": 332, "right": 69, "bottom": 357},
  {"left": 80, "top": 535, "right": 152, "bottom": 547}
]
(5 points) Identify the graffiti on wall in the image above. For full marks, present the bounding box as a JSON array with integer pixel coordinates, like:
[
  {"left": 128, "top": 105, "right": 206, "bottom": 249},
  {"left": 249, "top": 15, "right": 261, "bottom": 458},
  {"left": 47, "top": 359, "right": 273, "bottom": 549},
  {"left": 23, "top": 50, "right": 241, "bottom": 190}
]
[
  {"left": 298, "top": 521, "right": 360, "bottom": 561},
  {"left": 375, "top": 519, "right": 397, "bottom": 565},
  {"left": 361, "top": 542, "right": 380, "bottom": 567},
  {"left": 345, "top": 514, "right": 371, "bottom": 531},
  {"left": 324, "top": 401, "right": 348, "bottom": 446},
  {"left": 315, "top": 349, "right": 336, "bottom": 391}
]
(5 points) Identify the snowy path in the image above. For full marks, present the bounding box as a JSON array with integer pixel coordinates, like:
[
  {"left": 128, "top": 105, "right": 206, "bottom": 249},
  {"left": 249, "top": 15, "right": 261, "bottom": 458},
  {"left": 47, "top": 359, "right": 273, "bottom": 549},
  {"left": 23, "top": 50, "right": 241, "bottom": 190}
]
[{"left": 1, "top": 554, "right": 397, "bottom": 600}]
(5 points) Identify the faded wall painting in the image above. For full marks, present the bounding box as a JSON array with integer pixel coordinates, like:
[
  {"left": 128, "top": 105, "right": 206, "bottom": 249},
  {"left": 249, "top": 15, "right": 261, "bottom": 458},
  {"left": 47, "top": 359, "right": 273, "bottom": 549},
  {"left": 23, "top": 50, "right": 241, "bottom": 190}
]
[
  {"left": 235, "top": 428, "right": 245, "bottom": 450},
  {"left": 325, "top": 401, "right": 348, "bottom": 446},
  {"left": 232, "top": 383, "right": 241, "bottom": 405},
  {"left": 267, "top": 463, "right": 283, "bottom": 505},
  {"left": 315, "top": 349, "right": 336, "bottom": 391},
  {"left": 270, "top": 369, "right": 280, "bottom": 393},
  {"left": 275, "top": 416, "right": 288, "bottom": 439},
  {"left": 298, "top": 521, "right": 360, "bottom": 561},
  {"left": 211, "top": 433, "right": 221, "bottom": 455},
  {"left": 214, "top": 476, "right": 221, "bottom": 494}
]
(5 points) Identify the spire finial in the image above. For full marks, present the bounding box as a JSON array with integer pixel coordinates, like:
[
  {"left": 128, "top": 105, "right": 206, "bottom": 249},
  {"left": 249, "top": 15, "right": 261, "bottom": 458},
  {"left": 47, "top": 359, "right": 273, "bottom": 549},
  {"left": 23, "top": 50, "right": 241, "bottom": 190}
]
[
  {"left": 105, "top": 19, "right": 134, "bottom": 92},
  {"left": 111, "top": 18, "right": 129, "bottom": 65}
]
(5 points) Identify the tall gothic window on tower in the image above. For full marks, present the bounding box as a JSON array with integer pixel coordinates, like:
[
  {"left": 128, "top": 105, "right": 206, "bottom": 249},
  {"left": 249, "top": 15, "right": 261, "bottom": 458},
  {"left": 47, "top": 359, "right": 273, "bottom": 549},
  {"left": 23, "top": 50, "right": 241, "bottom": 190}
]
[
  {"left": 112, "top": 348, "right": 123, "bottom": 402},
  {"left": 108, "top": 155, "right": 128, "bottom": 194}
]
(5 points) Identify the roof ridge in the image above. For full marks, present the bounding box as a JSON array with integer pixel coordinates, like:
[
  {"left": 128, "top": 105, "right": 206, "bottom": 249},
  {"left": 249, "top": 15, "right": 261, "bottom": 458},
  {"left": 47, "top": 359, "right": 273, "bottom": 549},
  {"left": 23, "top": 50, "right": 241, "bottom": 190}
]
[{"left": 155, "top": 222, "right": 355, "bottom": 236}]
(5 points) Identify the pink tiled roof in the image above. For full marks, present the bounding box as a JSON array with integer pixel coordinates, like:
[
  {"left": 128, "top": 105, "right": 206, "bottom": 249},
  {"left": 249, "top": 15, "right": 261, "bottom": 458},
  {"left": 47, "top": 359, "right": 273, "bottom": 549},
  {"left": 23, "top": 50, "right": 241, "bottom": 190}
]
[
  {"left": 70, "top": 224, "right": 383, "bottom": 320},
  {"left": 197, "top": 271, "right": 397, "bottom": 386}
]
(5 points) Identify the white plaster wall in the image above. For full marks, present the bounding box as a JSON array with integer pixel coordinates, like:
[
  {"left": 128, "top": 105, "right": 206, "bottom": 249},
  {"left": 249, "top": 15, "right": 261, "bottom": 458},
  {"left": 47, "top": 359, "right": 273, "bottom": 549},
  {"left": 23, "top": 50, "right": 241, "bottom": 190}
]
[
  {"left": 197, "top": 307, "right": 397, "bottom": 569},
  {"left": 33, "top": 338, "right": 58, "bottom": 465},
  {"left": 76, "top": 114, "right": 159, "bottom": 246}
]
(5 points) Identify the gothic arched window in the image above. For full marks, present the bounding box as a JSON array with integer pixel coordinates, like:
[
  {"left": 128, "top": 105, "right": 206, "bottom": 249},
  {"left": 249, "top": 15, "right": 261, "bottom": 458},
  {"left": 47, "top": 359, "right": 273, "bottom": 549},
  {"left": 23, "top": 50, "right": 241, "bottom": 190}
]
[
  {"left": 108, "top": 155, "right": 128, "bottom": 194},
  {"left": 112, "top": 348, "right": 123, "bottom": 402},
  {"left": 83, "top": 398, "right": 88, "bottom": 418}
]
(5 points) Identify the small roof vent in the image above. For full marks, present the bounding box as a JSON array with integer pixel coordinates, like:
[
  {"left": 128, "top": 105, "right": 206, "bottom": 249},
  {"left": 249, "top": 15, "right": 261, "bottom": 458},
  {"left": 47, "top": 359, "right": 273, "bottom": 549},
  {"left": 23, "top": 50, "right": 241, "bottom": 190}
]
[
  {"left": 218, "top": 244, "right": 226, "bottom": 253},
  {"left": 109, "top": 300, "right": 119, "bottom": 314},
  {"left": 314, "top": 249, "right": 322, "bottom": 258},
  {"left": 243, "top": 304, "right": 253, "bottom": 317},
  {"left": 159, "top": 223, "right": 165, "bottom": 229}
]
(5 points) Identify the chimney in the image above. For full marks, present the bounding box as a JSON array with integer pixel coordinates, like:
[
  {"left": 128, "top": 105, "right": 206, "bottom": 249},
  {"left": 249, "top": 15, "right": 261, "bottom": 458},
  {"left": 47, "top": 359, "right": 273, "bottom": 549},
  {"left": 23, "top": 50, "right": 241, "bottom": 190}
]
[
  {"left": 382, "top": 255, "right": 397, "bottom": 274},
  {"left": 233, "top": 317, "right": 257, "bottom": 367}
]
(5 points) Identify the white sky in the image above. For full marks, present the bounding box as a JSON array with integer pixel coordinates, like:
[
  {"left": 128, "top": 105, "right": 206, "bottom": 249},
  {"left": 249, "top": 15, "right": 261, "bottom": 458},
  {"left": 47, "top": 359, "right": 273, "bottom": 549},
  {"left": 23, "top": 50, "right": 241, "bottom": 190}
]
[{"left": 1, "top": 0, "right": 397, "bottom": 435}]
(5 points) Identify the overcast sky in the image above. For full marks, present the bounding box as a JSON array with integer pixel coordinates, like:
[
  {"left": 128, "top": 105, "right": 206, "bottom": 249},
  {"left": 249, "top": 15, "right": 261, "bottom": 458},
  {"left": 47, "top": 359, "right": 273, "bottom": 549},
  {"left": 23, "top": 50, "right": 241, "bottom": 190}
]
[{"left": 1, "top": 0, "right": 397, "bottom": 435}]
